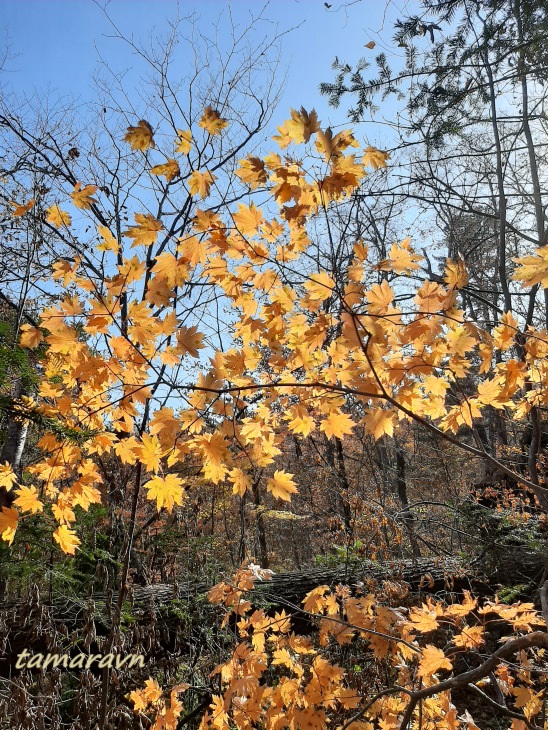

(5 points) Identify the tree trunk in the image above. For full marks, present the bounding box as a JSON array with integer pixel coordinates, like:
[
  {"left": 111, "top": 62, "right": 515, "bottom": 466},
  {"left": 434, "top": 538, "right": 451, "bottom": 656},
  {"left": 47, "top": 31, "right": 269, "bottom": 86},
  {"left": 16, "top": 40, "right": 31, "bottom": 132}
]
[{"left": 0, "top": 380, "right": 29, "bottom": 508}]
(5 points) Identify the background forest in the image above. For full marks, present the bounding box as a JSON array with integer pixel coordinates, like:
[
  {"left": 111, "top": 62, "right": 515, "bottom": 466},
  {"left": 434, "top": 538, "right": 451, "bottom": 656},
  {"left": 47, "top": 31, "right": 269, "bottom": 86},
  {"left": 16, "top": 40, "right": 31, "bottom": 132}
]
[{"left": 1, "top": 0, "right": 548, "bottom": 728}]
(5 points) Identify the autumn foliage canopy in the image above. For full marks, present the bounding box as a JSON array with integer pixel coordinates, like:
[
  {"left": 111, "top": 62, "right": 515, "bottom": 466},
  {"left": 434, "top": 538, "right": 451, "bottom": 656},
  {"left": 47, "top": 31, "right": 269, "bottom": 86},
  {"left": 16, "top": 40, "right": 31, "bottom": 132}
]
[{"left": 3, "top": 104, "right": 548, "bottom": 728}]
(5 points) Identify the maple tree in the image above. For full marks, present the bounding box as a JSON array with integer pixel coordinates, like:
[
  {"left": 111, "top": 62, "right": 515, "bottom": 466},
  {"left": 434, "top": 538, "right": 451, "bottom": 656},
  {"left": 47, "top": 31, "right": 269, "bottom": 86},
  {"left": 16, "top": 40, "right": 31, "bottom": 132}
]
[
  {"left": 1, "top": 5, "right": 548, "bottom": 724},
  {"left": 0, "top": 93, "right": 547, "bottom": 726},
  {"left": 7, "top": 102, "right": 548, "bottom": 553}
]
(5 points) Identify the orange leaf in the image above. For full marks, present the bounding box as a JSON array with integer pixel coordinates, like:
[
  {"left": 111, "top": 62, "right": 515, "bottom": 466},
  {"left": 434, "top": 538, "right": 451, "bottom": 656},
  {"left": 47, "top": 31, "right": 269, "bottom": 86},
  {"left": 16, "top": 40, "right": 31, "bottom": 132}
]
[
  {"left": 0, "top": 507, "right": 18, "bottom": 545},
  {"left": 446, "top": 590, "right": 477, "bottom": 617},
  {"left": 452, "top": 625, "right": 484, "bottom": 649},
  {"left": 176, "top": 325, "right": 205, "bottom": 358},
  {"left": 233, "top": 202, "right": 263, "bottom": 236},
  {"left": 123, "top": 213, "right": 163, "bottom": 247},
  {"left": 418, "top": 645, "right": 452, "bottom": 678},
  {"left": 97, "top": 225, "right": 119, "bottom": 253},
  {"left": 175, "top": 129, "right": 192, "bottom": 154},
  {"left": 137, "top": 434, "right": 165, "bottom": 473},
  {"left": 362, "top": 145, "right": 390, "bottom": 170},
  {"left": 0, "top": 464, "right": 17, "bottom": 491},
  {"left": 13, "top": 486, "right": 43, "bottom": 514},
  {"left": 512, "top": 244, "right": 548, "bottom": 288},
  {"left": 444, "top": 256, "right": 468, "bottom": 289},
  {"left": 144, "top": 474, "right": 186, "bottom": 513},
  {"left": 46, "top": 204, "right": 71, "bottom": 228},
  {"left": 188, "top": 170, "right": 216, "bottom": 199},
  {"left": 266, "top": 470, "right": 298, "bottom": 502},
  {"left": 320, "top": 410, "right": 355, "bottom": 439},
  {"left": 235, "top": 156, "right": 267, "bottom": 189},
  {"left": 304, "top": 272, "right": 335, "bottom": 301},
  {"left": 362, "top": 409, "right": 395, "bottom": 440},
  {"left": 150, "top": 158, "right": 180, "bottom": 182},
  {"left": 124, "top": 119, "right": 155, "bottom": 151},
  {"left": 70, "top": 182, "right": 99, "bottom": 209},
  {"left": 53, "top": 525, "right": 80, "bottom": 555},
  {"left": 19, "top": 324, "right": 44, "bottom": 349},
  {"left": 198, "top": 107, "right": 228, "bottom": 136},
  {"left": 366, "top": 280, "right": 394, "bottom": 311},
  {"left": 10, "top": 199, "right": 35, "bottom": 217}
]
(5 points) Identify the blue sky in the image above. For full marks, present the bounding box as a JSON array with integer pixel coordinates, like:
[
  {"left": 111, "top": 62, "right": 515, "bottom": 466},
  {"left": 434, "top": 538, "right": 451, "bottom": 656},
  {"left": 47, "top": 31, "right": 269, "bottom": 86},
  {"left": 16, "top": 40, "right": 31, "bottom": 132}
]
[{"left": 0, "top": 0, "right": 417, "bottom": 145}]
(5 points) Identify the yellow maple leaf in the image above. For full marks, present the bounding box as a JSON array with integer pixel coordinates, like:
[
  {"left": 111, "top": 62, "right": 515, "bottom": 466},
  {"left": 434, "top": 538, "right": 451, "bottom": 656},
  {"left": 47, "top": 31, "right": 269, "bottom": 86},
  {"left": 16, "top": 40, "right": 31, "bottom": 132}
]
[
  {"left": 303, "top": 585, "right": 330, "bottom": 613},
  {"left": 175, "top": 128, "right": 192, "bottom": 154},
  {"left": 19, "top": 324, "right": 44, "bottom": 349},
  {"left": 177, "top": 236, "right": 207, "bottom": 267},
  {"left": 113, "top": 436, "right": 140, "bottom": 465},
  {"left": 362, "top": 409, "right": 395, "bottom": 440},
  {"left": 320, "top": 410, "right": 355, "bottom": 439},
  {"left": 124, "top": 119, "right": 155, "bottom": 151},
  {"left": 315, "top": 127, "right": 359, "bottom": 162},
  {"left": 53, "top": 524, "right": 81, "bottom": 555},
  {"left": 133, "top": 677, "right": 162, "bottom": 707},
  {"left": 493, "top": 311, "right": 518, "bottom": 352},
  {"left": 271, "top": 648, "right": 296, "bottom": 670},
  {"left": 304, "top": 271, "right": 335, "bottom": 301},
  {"left": 233, "top": 202, "right": 263, "bottom": 236},
  {"left": 150, "top": 408, "right": 180, "bottom": 448},
  {"left": 444, "top": 256, "right": 468, "bottom": 289},
  {"left": 209, "top": 695, "right": 229, "bottom": 728},
  {"left": 240, "top": 419, "right": 264, "bottom": 442},
  {"left": 52, "top": 258, "right": 79, "bottom": 286},
  {"left": 176, "top": 325, "right": 205, "bottom": 357},
  {"left": 96, "top": 225, "right": 119, "bottom": 253},
  {"left": 144, "top": 474, "right": 186, "bottom": 513},
  {"left": 137, "top": 434, "right": 165, "bottom": 473},
  {"left": 129, "top": 688, "right": 148, "bottom": 713},
  {"left": 52, "top": 496, "right": 76, "bottom": 525},
  {"left": 229, "top": 468, "right": 252, "bottom": 497},
  {"left": 362, "top": 145, "right": 390, "bottom": 170},
  {"left": 418, "top": 644, "right": 453, "bottom": 678},
  {"left": 123, "top": 213, "right": 163, "bottom": 247},
  {"left": 366, "top": 280, "right": 394, "bottom": 311},
  {"left": 475, "top": 378, "right": 503, "bottom": 407},
  {"left": 446, "top": 590, "right": 477, "bottom": 617},
  {"left": 446, "top": 326, "right": 477, "bottom": 356},
  {"left": 452, "top": 625, "right": 484, "bottom": 649},
  {"left": 273, "top": 107, "right": 320, "bottom": 148},
  {"left": 378, "top": 238, "right": 422, "bottom": 274},
  {"left": 46, "top": 204, "right": 71, "bottom": 228},
  {"left": 70, "top": 182, "right": 99, "bottom": 209},
  {"left": 512, "top": 244, "right": 548, "bottom": 289},
  {"left": 188, "top": 170, "right": 216, "bottom": 199},
  {"left": 13, "top": 485, "right": 43, "bottom": 514},
  {"left": 0, "top": 506, "right": 18, "bottom": 545},
  {"left": 266, "top": 470, "right": 298, "bottom": 501},
  {"left": 513, "top": 686, "right": 544, "bottom": 718},
  {"left": 150, "top": 158, "right": 180, "bottom": 182},
  {"left": 408, "top": 605, "right": 440, "bottom": 633},
  {"left": 0, "top": 464, "right": 17, "bottom": 491},
  {"left": 286, "top": 406, "right": 315, "bottom": 437},
  {"left": 422, "top": 375, "right": 450, "bottom": 398},
  {"left": 235, "top": 156, "right": 267, "bottom": 189},
  {"left": 192, "top": 432, "right": 229, "bottom": 482},
  {"left": 10, "top": 199, "right": 35, "bottom": 217},
  {"left": 198, "top": 106, "right": 228, "bottom": 135}
]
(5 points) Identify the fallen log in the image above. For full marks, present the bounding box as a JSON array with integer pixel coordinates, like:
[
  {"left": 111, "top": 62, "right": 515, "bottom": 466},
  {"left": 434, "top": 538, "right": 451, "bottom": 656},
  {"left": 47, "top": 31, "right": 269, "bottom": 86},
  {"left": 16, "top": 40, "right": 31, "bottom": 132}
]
[
  {"left": 0, "top": 556, "right": 483, "bottom": 630},
  {"left": 251, "top": 556, "right": 485, "bottom": 605},
  {"left": 0, "top": 555, "right": 515, "bottom": 677}
]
